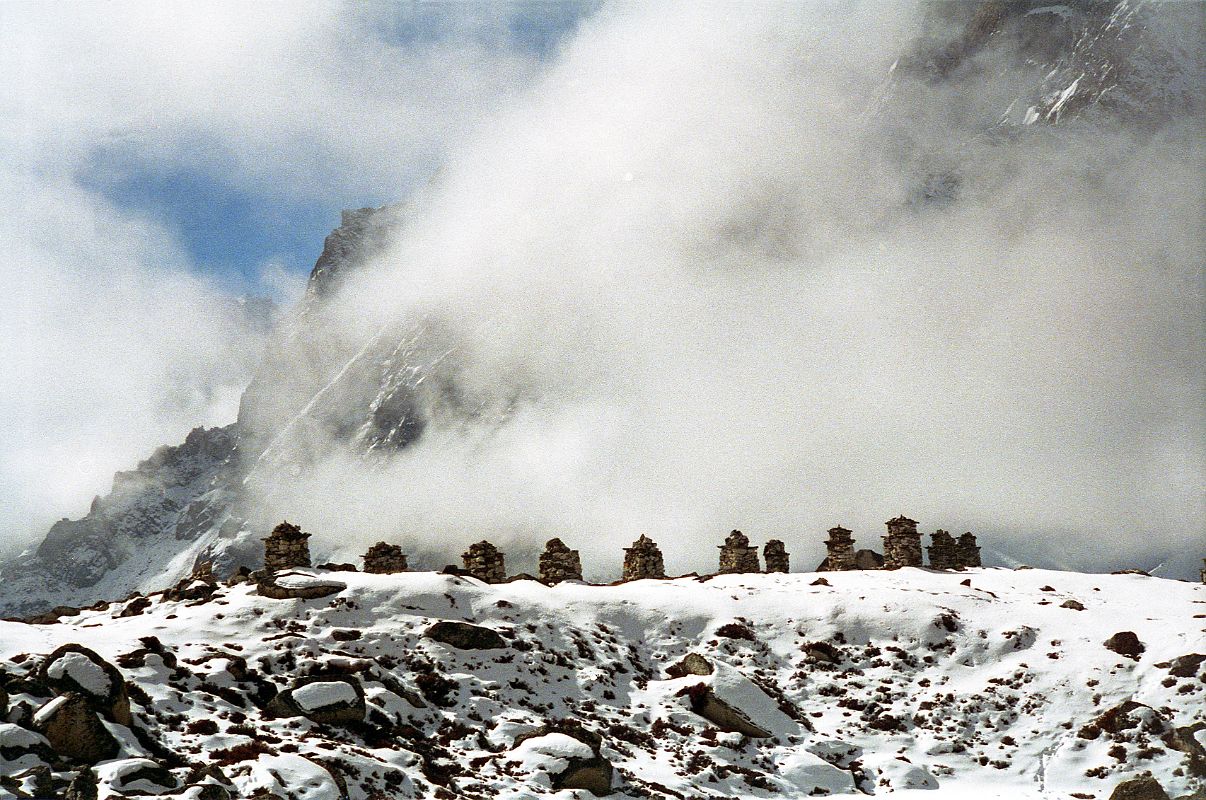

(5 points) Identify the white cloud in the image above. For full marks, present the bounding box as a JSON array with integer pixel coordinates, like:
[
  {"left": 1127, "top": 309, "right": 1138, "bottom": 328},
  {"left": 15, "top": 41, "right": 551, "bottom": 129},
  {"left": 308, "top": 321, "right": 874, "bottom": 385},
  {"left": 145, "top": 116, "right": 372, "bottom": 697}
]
[{"left": 0, "top": 1, "right": 555, "bottom": 552}]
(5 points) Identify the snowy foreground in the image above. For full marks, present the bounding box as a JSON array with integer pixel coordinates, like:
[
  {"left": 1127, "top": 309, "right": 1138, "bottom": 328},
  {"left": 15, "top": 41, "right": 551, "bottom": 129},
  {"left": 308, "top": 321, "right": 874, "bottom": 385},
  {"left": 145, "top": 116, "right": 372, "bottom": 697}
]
[{"left": 0, "top": 567, "right": 1202, "bottom": 799}]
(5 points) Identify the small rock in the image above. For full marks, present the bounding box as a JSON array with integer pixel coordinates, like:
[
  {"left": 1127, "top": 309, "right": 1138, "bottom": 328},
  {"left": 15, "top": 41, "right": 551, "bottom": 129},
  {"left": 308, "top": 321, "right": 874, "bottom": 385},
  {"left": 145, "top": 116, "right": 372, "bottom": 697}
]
[
  {"left": 1060, "top": 599, "right": 1086, "bottom": 611},
  {"left": 64, "top": 768, "right": 99, "bottom": 800},
  {"left": 810, "top": 577, "right": 830, "bottom": 586},
  {"left": 425, "top": 621, "right": 506, "bottom": 650},
  {"left": 1104, "top": 631, "right": 1145, "bottom": 660},
  {"left": 1167, "top": 653, "right": 1205, "bottom": 678}
]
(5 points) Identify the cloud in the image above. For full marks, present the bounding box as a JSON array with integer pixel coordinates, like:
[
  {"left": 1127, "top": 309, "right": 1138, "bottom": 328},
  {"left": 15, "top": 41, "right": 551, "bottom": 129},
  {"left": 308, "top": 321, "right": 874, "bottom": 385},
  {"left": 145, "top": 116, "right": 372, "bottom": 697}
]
[
  {"left": 247, "top": 1, "right": 1204, "bottom": 577},
  {"left": 0, "top": 1, "right": 561, "bottom": 553}
]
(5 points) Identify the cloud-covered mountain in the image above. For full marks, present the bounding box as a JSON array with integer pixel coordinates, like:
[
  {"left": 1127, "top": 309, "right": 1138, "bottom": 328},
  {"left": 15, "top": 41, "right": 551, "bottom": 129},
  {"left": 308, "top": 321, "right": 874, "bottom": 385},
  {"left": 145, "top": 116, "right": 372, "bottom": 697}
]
[{"left": 2, "top": 0, "right": 1202, "bottom": 616}]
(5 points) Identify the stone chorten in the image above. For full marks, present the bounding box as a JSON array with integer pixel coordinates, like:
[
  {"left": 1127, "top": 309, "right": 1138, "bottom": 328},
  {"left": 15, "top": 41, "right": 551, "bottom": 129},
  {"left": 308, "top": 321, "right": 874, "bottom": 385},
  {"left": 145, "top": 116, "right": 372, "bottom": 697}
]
[
  {"left": 362, "top": 542, "right": 409, "bottom": 574},
  {"left": 539, "top": 538, "right": 583, "bottom": 584},
  {"left": 882, "top": 516, "right": 923, "bottom": 569},
  {"left": 622, "top": 535, "right": 665, "bottom": 581},
  {"left": 462, "top": 540, "right": 506, "bottom": 584},
  {"left": 718, "top": 530, "right": 760, "bottom": 574},
  {"left": 956, "top": 532, "right": 982, "bottom": 568},
  {"left": 823, "top": 526, "right": 857, "bottom": 571},
  {"left": 926, "top": 530, "right": 960, "bottom": 570},
  {"left": 763, "top": 539, "right": 789, "bottom": 573},
  {"left": 263, "top": 521, "right": 311, "bottom": 572}
]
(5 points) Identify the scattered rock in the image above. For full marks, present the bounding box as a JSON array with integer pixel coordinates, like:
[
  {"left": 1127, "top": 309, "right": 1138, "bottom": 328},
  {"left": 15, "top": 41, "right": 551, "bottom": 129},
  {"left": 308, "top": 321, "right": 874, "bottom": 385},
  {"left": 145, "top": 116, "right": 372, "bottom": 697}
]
[
  {"left": 32, "top": 693, "right": 120, "bottom": 763},
  {"left": 425, "top": 621, "right": 506, "bottom": 650},
  {"left": 1060, "top": 599, "right": 1085, "bottom": 610},
  {"left": 1104, "top": 631, "right": 1145, "bottom": 660},
  {"left": 1108, "top": 775, "right": 1169, "bottom": 800},
  {"left": 810, "top": 577, "right": 830, "bottom": 587},
  {"left": 117, "top": 596, "right": 152, "bottom": 617},
  {"left": 64, "top": 768, "right": 99, "bottom": 800},
  {"left": 666, "top": 653, "right": 713, "bottom": 679}
]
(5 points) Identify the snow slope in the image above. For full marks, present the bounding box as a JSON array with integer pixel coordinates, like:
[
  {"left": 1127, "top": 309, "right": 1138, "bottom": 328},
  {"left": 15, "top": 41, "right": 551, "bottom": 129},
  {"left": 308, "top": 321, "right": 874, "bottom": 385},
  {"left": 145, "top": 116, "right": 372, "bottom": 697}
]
[{"left": 0, "top": 567, "right": 1202, "bottom": 798}]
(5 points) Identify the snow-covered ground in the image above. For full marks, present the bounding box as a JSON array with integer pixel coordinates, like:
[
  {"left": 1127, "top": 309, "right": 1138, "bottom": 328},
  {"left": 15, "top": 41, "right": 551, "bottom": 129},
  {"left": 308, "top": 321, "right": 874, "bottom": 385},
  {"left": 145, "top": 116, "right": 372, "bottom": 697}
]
[{"left": 0, "top": 567, "right": 1201, "bottom": 798}]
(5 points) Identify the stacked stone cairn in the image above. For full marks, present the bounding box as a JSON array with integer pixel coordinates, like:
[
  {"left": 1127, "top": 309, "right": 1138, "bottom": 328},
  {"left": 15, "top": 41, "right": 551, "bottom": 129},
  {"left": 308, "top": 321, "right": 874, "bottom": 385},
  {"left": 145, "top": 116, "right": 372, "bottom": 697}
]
[
  {"left": 956, "top": 532, "right": 982, "bottom": 568},
  {"left": 263, "top": 521, "right": 311, "bottom": 573},
  {"left": 823, "top": 526, "right": 857, "bottom": 571},
  {"left": 718, "top": 530, "right": 760, "bottom": 574},
  {"left": 763, "top": 539, "right": 789, "bottom": 573},
  {"left": 362, "top": 542, "right": 409, "bottom": 574},
  {"left": 539, "top": 538, "right": 583, "bottom": 584},
  {"left": 622, "top": 535, "right": 665, "bottom": 581},
  {"left": 882, "top": 516, "right": 923, "bottom": 570},
  {"left": 461, "top": 540, "right": 506, "bottom": 584},
  {"left": 926, "top": 530, "right": 960, "bottom": 570}
]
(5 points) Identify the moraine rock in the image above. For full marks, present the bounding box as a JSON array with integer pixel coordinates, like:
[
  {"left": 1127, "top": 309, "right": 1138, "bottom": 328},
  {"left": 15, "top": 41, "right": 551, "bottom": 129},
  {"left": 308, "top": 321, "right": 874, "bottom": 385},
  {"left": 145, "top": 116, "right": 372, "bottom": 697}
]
[
  {"left": 267, "top": 676, "right": 366, "bottom": 726},
  {"left": 1108, "top": 775, "right": 1170, "bottom": 800},
  {"left": 666, "top": 653, "right": 713, "bottom": 679},
  {"left": 256, "top": 570, "right": 346, "bottom": 600},
  {"left": 32, "top": 693, "right": 120, "bottom": 764},
  {"left": 38, "top": 644, "right": 131, "bottom": 725},
  {"left": 1104, "top": 631, "right": 1146, "bottom": 660},
  {"left": 425, "top": 620, "right": 507, "bottom": 650}
]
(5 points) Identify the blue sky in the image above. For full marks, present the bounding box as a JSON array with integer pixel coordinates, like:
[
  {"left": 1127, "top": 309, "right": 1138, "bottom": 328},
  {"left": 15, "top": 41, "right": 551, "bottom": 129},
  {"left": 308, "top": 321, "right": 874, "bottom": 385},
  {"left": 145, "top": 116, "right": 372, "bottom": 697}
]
[{"left": 72, "top": 2, "right": 599, "bottom": 297}]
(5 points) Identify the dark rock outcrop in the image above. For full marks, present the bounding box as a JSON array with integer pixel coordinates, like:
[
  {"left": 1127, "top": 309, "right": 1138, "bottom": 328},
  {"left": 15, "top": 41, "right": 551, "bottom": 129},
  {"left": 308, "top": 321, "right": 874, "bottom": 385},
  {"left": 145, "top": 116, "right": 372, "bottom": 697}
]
[{"left": 1108, "top": 775, "right": 1170, "bottom": 800}]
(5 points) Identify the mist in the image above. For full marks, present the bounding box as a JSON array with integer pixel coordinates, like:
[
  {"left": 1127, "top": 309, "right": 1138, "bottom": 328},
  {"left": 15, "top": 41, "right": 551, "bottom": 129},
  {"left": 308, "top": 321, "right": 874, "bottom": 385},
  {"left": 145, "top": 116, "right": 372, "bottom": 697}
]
[{"left": 241, "top": 1, "right": 1204, "bottom": 578}]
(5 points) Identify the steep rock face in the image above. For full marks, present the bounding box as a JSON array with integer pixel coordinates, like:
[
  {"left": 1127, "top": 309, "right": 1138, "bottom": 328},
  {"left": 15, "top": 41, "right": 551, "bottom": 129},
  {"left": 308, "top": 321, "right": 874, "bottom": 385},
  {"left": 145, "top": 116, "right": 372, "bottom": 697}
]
[{"left": 0, "top": 426, "right": 236, "bottom": 617}]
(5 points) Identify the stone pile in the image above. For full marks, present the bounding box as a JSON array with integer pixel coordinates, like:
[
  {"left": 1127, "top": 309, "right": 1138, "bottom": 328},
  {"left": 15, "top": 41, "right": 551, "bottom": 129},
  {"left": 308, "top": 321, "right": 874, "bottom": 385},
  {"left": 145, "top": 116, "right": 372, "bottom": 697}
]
[
  {"left": 622, "top": 535, "right": 665, "bottom": 581},
  {"left": 462, "top": 541, "right": 506, "bottom": 584},
  {"left": 718, "top": 530, "right": 760, "bottom": 574},
  {"left": 763, "top": 540, "right": 789, "bottom": 573},
  {"left": 957, "top": 532, "right": 982, "bottom": 568},
  {"left": 539, "top": 538, "right": 583, "bottom": 584},
  {"left": 823, "top": 526, "right": 857, "bottom": 571},
  {"left": 362, "top": 542, "right": 409, "bottom": 574},
  {"left": 926, "top": 530, "right": 960, "bottom": 570},
  {"left": 882, "top": 516, "right": 923, "bottom": 570},
  {"left": 263, "top": 521, "right": 311, "bottom": 572}
]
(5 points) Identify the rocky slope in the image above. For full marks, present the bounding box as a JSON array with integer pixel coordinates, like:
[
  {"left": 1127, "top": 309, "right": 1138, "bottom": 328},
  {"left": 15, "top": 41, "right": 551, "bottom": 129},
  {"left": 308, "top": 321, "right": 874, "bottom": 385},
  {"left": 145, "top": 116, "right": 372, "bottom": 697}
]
[{"left": 0, "top": 567, "right": 1202, "bottom": 798}]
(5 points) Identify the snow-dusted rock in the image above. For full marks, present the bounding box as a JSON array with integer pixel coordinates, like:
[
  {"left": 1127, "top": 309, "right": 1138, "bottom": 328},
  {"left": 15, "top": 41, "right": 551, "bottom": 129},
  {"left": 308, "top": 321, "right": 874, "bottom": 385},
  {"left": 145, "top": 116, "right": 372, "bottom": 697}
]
[{"left": 31, "top": 693, "right": 119, "bottom": 764}]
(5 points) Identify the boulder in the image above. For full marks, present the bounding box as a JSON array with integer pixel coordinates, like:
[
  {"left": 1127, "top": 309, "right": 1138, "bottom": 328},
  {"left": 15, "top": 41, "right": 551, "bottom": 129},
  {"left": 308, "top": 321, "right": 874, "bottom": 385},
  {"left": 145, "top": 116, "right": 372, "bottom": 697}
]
[
  {"left": 38, "top": 644, "right": 131, "bottom": 725},
  {"left": 1108, "top": 775, "right": 1170, "bottom": 800},
  {"left": 666, "top": 653, "right": 713, "bottom": 679},
  {"left": 0, "top": 722, "right": 55, "bottom": 766},
  {"left": 96, "top": 757, "right": 179, "bottom": 795},
  {"left": 555, "top": 754, "right": 613, "bottom": 796},
  {"left": 1060, "top": 599, "right": 1085, "bottom": 610},
  {"left": 676, "top": 683, "right": 773, "bottom": 738},
  {"left": 256, "top": 570, "right": 346, "bottom": 600},
  {"left": 64, "top": 768, "right": 99, "bottom": 800},
  {"left": 32, "top": 693, "right": 120, "bottom": 763},
  {"left": 1167, "top": 653, "right": 1206, "bottom": 678},
  {"left": 425, "top": 621, "right": 506, "bottom": 650},
  {"left": 1104, "top": 631, "right": 1146, "bottom": 660},
  {"left": 266, "top": 676, "right": 366, "bottom": 726}
]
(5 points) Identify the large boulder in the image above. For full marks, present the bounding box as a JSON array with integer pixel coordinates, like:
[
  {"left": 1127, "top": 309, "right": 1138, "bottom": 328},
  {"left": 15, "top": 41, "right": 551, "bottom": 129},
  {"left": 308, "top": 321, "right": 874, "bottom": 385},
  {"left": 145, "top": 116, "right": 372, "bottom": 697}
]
[
  {"left": 666, "top": 653, "right": 713, "bottom": 679},
  {"left": 32, "top": 693, "right": 120, "bottom": 763},
  {"left": 37, "top": 644, "right": 131, "bottom": 725},
  {"left": 266, "top": 676, "right": 366, "bottom": 726},
  {"left": 425, "top": 621, "right": 507, "bottom": 650},
  {"left": 676, "top": 683, "right": 773, "bottom": 738},
  {"left": 1108, "top": 775, "right": 1170, "bottom": 800},
  {"left": 511, "top": 730, "right": 614, "bottom": 796},
  {"left": 256, "top": 570, "right": 346, "bottom": 600}
]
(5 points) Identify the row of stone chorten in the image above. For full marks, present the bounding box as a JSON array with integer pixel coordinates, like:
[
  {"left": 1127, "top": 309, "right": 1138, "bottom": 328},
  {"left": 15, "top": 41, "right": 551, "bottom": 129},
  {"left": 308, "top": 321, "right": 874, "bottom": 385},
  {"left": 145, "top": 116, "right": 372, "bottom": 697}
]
[{"left": 262, "top": 516, "right": 981, "bottom": 583}]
